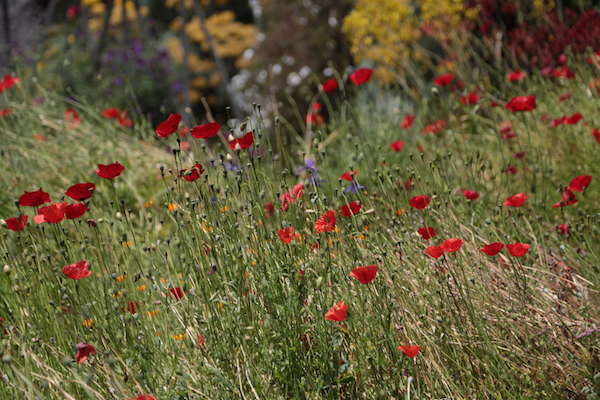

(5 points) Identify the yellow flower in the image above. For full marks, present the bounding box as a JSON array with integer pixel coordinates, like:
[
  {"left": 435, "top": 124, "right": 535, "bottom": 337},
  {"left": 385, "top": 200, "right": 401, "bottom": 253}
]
[{"left": 82, "top": 318, "right": 93, "bottom": 328}]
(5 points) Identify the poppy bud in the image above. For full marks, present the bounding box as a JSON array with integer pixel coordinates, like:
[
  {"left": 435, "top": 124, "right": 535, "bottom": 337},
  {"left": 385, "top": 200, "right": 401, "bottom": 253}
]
[
  {"left": 3, "top": 265, "right": 10, "bottom": 275},
  {"left": 2, "top": 354, "right": 12, "bottom": 364},
  {"left": 116, "top": 212, "right": 122, "bottom": 221},
  {"left": 0, "top": 219, "right": 5, "bottom": 227},
  {"left": 432, "top": 87, "right": 439, "bottom": 96},
  {"left": 228, "top": 134, "right": 235, "bottom": 142},
  {"left": 226, "top": 153, "right": 233, "bottom": 162}
]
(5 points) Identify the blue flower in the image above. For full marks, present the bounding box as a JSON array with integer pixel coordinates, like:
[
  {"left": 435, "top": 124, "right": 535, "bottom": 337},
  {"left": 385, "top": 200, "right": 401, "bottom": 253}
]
[{"left": 345, "top": 180, "right": 366, "bottom": 194}]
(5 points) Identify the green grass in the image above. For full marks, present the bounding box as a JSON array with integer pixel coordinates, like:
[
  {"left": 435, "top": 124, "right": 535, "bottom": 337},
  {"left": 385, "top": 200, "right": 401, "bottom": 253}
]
[{"left": 1, "top": 59, "right": 600, "bottom": 400}]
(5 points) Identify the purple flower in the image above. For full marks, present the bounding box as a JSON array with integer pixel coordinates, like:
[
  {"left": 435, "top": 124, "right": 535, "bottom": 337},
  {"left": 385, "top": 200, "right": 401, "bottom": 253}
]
[{"left": 345, "top": 180, "right": 366, "bottom": 194}]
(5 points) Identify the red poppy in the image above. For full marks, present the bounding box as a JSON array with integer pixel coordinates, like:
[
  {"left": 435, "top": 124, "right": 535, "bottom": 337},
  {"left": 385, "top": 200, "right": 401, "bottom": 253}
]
[
  {"left": 515, "top": 151, "right": 526, "bottom": 159},
  {"left": 425, "top": 246, "right": 445, "bottom": 258},
  {"left": 198, "top": 334, "right": 206, "bottom": 350},
  {"left": 325, "top": 301, "right": 348, "bottom": 321},
  {"left": 0, "top": 74, "right": 19, "bottom": 91},
  {"left": 75, "top": 343, "right": 97, "bottom": 364},
  {"left": 312, "top": 102, "right": 322, "bottom": 112},
  {"left": 129, "top": 395, "right": 156, "bottom": 400},
  {"left": 280, "top": 184, "right": 303, "bottom": 211},
  {"left": 593, "top": 128, "right": 600, "bottom": 144},
  {"left": 390, "top": 140, "right": 404, "bottom": 152},
  {"left": 64, "top": 108, "right": 81, "bottom": 129},
  {"left": 180, "top": 163, "right": 205, "bottom": 182},
  {"left": 558, "top": 92, "right": 571, "bottom": 102},
  {"left": 409, "top": 195, "right": 430, "bottom": 210},
  {"left": 565, "top": 113, "right": 583, "bottom": 125},
  {"left": 37, "top": 202, "right": 67, "bottom": 224},
  {"left": 461, "top": 92, "right": 480, "bottom": 106},
  {"left": 156, "top": 113, "right": 182, "bottom": 138},
  {"left": 305, "top": 113, "right": 325, "bottom": 125},
  {"left": 66, "top": 203, "right": 87, "bottom": 219},
  {"left": 463, "top": 189, "right": 479, "bottom": 201},
  {"left": 400, "top": 115, "right": 415, "bottom": 129},
  {"left": 553, "top": 189, "right": 578, "bottom": 208},
  {"left": 168, "top": 287, "right": 185, "bottom": 300},
  {"left": 321, "top": 78, "right": 338, "bottom": 93},
  {"left": 349, "top": 68, "right": 373, "bottom": 86},
  {"left": 315, "top": 210, "right": 336, "bottom": 233},
  {"left": 503, "top": 165, "right": 517, "bottom": 175},
  {"left": 417, "top": 227, "right": 436, "bottom": 240},
  {"left": 66, "top": 4, "right": 78, "bottom": 18},
  {"left": 192, "top": 122, "right": 220, "bottom": 139},
  {"left": 568, "top": 175, "right": 592, "bottom": 192},
  {"left": 507, "top": 70, "right": 526, "bottom": 82},
  {"left": 398, "top": 345, "right": 422, "bottom": 358},
  {"left": 101, "top": 108, "right": 120, "bottom": 119},
  {"left": 440, "top": 238, "right": 463, "bottom": 252},
  {"left": 551, "top": 66, "right": 575, "bottom": 79},
  {"left": 549, "top": 116, "right": 565, "bottom": 127},
  {"left": 340, "top": 170, "right": 357, "bottom": 181},
  {"left": 19, "top": 188, "right": 51, "bottom": 207},
  {"left": 433, "top": 73, "right": 454, "bottom": 86},
  {"left": 118, "top": 111, "right": 133, "bottom": 128},
  {"left": 480, "top": 242, "right": 504, "bottom": 256},
  {"left": 121, "top": 302, "right": 140, "bottom": 314},
  {"left": 503, "top": 193, "right": 529, "bottom": 207},
  {"left": 264, "top": 202, "right": 274, "bottom": 218},
  {"left": 229, "top": 131, "right": 254, "bottom": 150},
  {"left": 557, "top": 224, "right": 571, "bottom": 235},
  {"left": 349, "top": 265, "right": 378, "bottom": 284},
  {"left": 278, "top": 227, "right": 296, "bottom": 243},
  {"left": 65, "top": 183, "right": 96, "bottom": 201},
  {"left": 96, "top": 162, "right": 124, "bottom": 179},
  {"left": 506, "top": 242, "right": 530, "bottom": 257},
  {"left": 403, "top": 179, "right": 413, "bottom": 190},
  {"left": 62, "top": 260, "right": 92, "bottom": 280},
  {"left": 0, "top": 107, "right": 13, "bottom": 117},
  {"left": 422, "top": 119, "right": 444, "bottom": 134},
  {"left": 505, "top": 96, "right": 536, "bottom": 112},
  {"left": 4, "top": 215, "right": 27, "bottom": 231},
  {"left": 340, "top": 201, "right": 361, "bottom": 217}
]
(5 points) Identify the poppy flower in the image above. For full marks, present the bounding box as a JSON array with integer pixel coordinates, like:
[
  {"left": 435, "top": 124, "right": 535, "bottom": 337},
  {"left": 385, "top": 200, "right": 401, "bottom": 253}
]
[
  {"left": 349, "top": 265, "right": 379, "bottom": 284},
  {"left": 198, "top": 334, "right": 206, "bottom": 350},
  {"left": 480, "top": 242, "right": 504, "bottom": 256},
  {"left": 64, "top": 108, "right": 81, "bottom": 129},
  {"left": 101, "top": 108, "right": 120, "bottom": 119},
  {"left": 66, "top": 203, "right": 87, "bottom": 219},
  {"left": 180, "top": 163, "right": 205, "bottom": 182},
  {"left": 409, "top": 195, "right": 430, "bottom": 210},
  {"left": 400, "top": 115, "right": 415, "bottom": 129},
  {"left": 340, "top": 201, "right": 361, "bottom": 217},
  {"left": 305, "top": 113, "right": 325, "bottom": 125},
  {"left": 19, "top": 188, "right": 51, "bottom": 207},
  {"left": 0, "top": 74, "right": 19, "bottom": 91},
  {"left": 121, "top": 301, "right": 140, "bottom": 314},
  {"left": 168, "top": 287, "right": 185, "bottom": 300},
  {"left": 75, "top": 343, "right": 96, "bottom": 364},
  {"left": 565, "top": 113, "right": 583, "bottom": 125},
  {"left": 505, "top": 96, "right": 536, "bottom": 112},
  {"left": 320, "top": 78, "right": 338, "bottom": 93},
  {"left": 425, "top": 246, "right": 445, "bottom": 258},
  {"left": 549, "top": 116, "right": 565, "bottom": 127},
  {"left": 156, "top": 113, "right": 181, "bottom": 138},
  {"left": 568, "top": 175, "right": 592, "bottom": 192},
  {"left": 96, "top": 162, "right": 124, "bottom": 179},
  {"left": 315, "top": 210, "right": 336, "bottom": 233},
  {"left": 551, "top": 66, "right": 575, "bottom": 79},
  {"left": 433, "top": 73, "right": 454, "bottom": 86},
  {"left": 65, "top": 183, "right": 96, "bottom": 201},
  {"left": 503, "top": 165, "right": 517, "bottom": 175},
  {"left": 340, "top": 170, "right": 357, "bottom": 181},
  {"left": 463, "top": 189, "right": 479, "bottom": 201},
  {"left": 191, "top": 122, "right": 220, "bottom": 139},
  {"left": 553, "top": 189, "right": 578, "bottom": 208},
  {"left": 398, "top": 345, "right": 422, "bottom": 358},
  {"left": 503, "top": 193, "right": 529, "bottom": 207},
  {"left": 62, "top": 260, "right": 92, "bottom": 280},
  {"left": 118, "top": 111, "right": 133, "bottom": 128},
  {"left": 422, "top": 120, "right": 444, "bottom": 134},
  {"left": 264, "top": 202, "right": 274, "bottom": 218},
  {"left": 440, "top": 238, "right": 463, "bottom": 252},
  {"left": 557, "top": 224, "right": 571, "bottom": 235},
  {"left": 593, "top": 128, "right": 600, "bottom": 144},
  {"left": 37, "top": 202, "right": 67, "bottom": 224},
  {"left": 349, "top": 68, "right": 373, "bottom": 86},
  {"left": 4, "top": 215, "right": 27, "bottom": 231},
  {"left": 0, "top": 107, "right": 13, "bottom": 117},
  {"left": 506, "top": 242, "right": 530, "bottom": 257},
  {"left": 229, "top": 131, "right": 254, "bottom": 150},
  {"left": 129, "top": 395, "right": 157, "bottom": 400},
  {"left": 417, "top": 227, "right": 436, "bottom": 240},
  {"left": 515, "top": 151, "right": 526, "bottom": 159},
  {"left": 280, "top": 184, "right": 303, "bottom": 211},
  {"left": 558, "top": 92, "right": 571, "bottom": 102},
  {"left": 403, "top": 179, "right": 413, "bottom": 190},
  {"left": 278, "top": 227, "right": 296, "bottom": 243},
  {"left": 390, "top": 140, "right": 404, "bottom": 152},
  {"left": 461, "top": 92, "right": 480, "bottom": 105},
  {"left": 507, "top": 70, "right": 526, "bottom": 82},
  {"left": 325, "top": 301, "right": 348, "bottom": 321}
]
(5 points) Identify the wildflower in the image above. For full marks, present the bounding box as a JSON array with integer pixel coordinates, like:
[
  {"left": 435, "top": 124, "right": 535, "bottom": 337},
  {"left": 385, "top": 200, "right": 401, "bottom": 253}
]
[
  {"left": 0, "top": 107, "right": 13, "bottom": 117},
  {"left": 503, "top": 165, "right": 517, "bottom": 175},
  {"left": 66, "top": 203, "right": 87, "bottom": 219},
  {"left": 463, "top": 189, "right": 479, "bottom": 201},
  {"left": 33, "top": 133, "right": 46, "bottom": 141},
  {"left": 340, "top": 170, "right": 357, "bottom": 181},
  {"left": 461, "top": 92, "right": 480, "bottom": 105},
  {"left": 433, "top": 73, "right": 454, "bottom": 86},
  {"left": 82, "top": 318, "right": 93, "bottom": 328},
  {"left": 592, "top": 128, "right": 600, "bottom": 144},
  {"left": 168, "top": 287, "right": 185, "bottom": 300},
  {"left": 505, "top": 96, "right": 536, "bottom": 112},
  {"left": 229, "top": 131, "right": 254, "bottom": 150},
  {"left": 480, "top": 242, "right": 504, "bottom": 256},
  {"left": 121, "top": 302, "right": 139, "bottom": 314},
  {"left": 191, "top": 122, "right": 220, "bottom": 139},
  {"left": 506, "top": 242, "right": 530, "bottom": 257},
  {"left": 320, "top": 78, "right": 338, "bottom": 93},
  {"left": 198, "top": 334, "right": 206, "bottom": 350},
  {"left": 156, "top": 113, "right": 181, "bottom": 138},
  {"left": 305, "top": 113, "right": 325, "bottom": 125},
  {"left": 417, "top": 227, "right": 436, "bottom": 240},
  {"left": 315, "top": 210, "right": 336, "bottom": 233},
  {"left": 179, "top": 163, "right": 205, "bottom": 182},
  {"left": 325, "top": 301, "right": 348, "bottom": 321},
  {"left": 344, "top": 180, "right": 366, "bottom": 194},
  {"left": 409, "top": 195, "right": 430, "bottom": 210},
  {"left": 280, "top": 183, "right": 303, "bottom": 211},
  {"left": 340, "top": 201, "right": 361, "bottom": 217},
  {"left": 264, "top": 202, "right": 274, "bottom": 218},
  {"left": 515, "top": 151, "right": 526, "bottom": 159},
  {"left": 0, "top": 74, "right": 19, "bottom": 91},
  {"left": 554, "top": 189, "right": 578, "bottom": 208},
  {"left": 96, "top": 162, "right": 124, "bottom": 179},
  {"left": 349, "top": 68, "right": 373, "bottom": 85},
  {"left": 400, "top": 115, "right": 415, "bottom": 129},
  {"left": 565, "top": 113, "right": 583, "bottom": 125},
  {"left": 75, "top": 343, "right": 96, "bottom": 364},
  {"left": 101, "top": 108, "right": 120, "bottom": 119},
  {"left": 507, "top": 70, "right": 526, "bottom": 82},
  {"left": 349, "top": 265, "right": 378, "bottom": 284},
  {"left": 549, "top": 116, "right": 565, "bottom": 128},
  {"left": 65, "top": 183, "right": 96, "bottom": 201},
  {"left": 145, "top": 200, "right": 154, "bottom": 208},
  {"left": 425, "top": 246, "right": 445, "bottom": 258},
  {"left": 4, "top": 215, "right": 28, "bottom": 231},
  {"left": 558, "top": 92, "right": 571, "bottom": 102},
  {"left": 118, "top": 111, "right": 133, "bottom": 128},
  {"left": 277, "top": 227, "right": 296, "bottom": 243},
  {"left": 19, "top": 188, "right": 51, "bottom": 207},
  {"left": 390, "top": 140, "right": 404, "bottom": 152},
  {"left": 127, "top": 395, "right": 156, "bottom": 400},
  {"left": 398, "top": 345, "right": 422, "bottom": 357},
  {"left": 568, "top": 175, "right": 592, "bottom": 192},
  {"left": 557, "top": 224, "right": 571, "bottom": 235},
  {"left": 503, "top": 193, "right": 529, "bottom": 207},
  {"left": 63, "top": 260, "right": 91, "bottom": 280},
  {"left": 440, "top": 238, "right": 463, "bottom": 252},
  {"left": 422, "top": 120, "right": 444, "bottom": 134},
  {"left": 66, "top": 5, "right": 78, "bottom": 18},
  {"left": 36, "top": 202, "right": 67, "bottom": 224},
  {"left": 64, "top": 108, "right": 81, "bottom": 129}
]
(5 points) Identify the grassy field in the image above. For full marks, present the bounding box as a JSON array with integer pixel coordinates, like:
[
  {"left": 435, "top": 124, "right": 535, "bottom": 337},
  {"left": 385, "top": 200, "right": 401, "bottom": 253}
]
[{"left": 1, "top": 60, "right": 600, "bottom": 400}]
